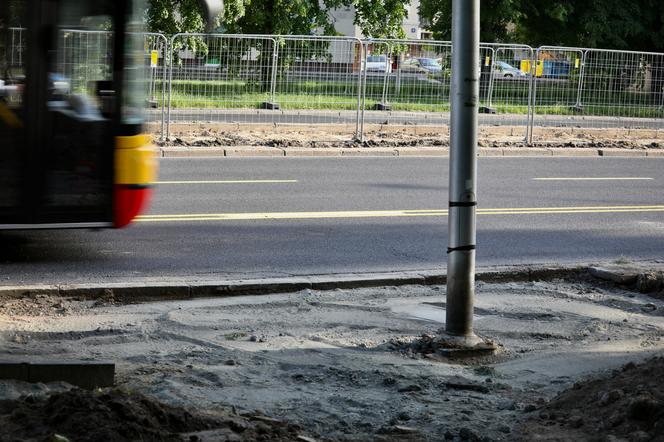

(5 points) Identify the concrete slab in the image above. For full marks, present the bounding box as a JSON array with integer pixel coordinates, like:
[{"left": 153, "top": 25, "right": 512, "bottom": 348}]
[
  {"left": 0, "top": 362, "right": 114, "bottom": 389},
  {"left": 283, "top": 149, "right": 343, "bottom": 157},
  {"left": 397, "top": 148, "right": 449, "bottom": 157},
  {"left": 589, "top": 266, "right": 640, "bottom": 284},
  {"left": 308, "top": 272, "right": 425, "bottom": 290},
  {"left": 599, "top": 149, "right": 647, "bottom": 157},
  {"left": 225, "top": 148, "right": 285, "bottom": 157},
  {"left": 28, "top": 362, "right": 115, "bottom": 389},
  {"left": 0, "top": 285, "right": 60, "bottom": 298},
  {"left": 161, "top": 147, "right": 226, "bottom": 157},
  {"left": 190, "top": 279, "right": 312, "bottom": 298},
  {"left": 502, "top": 148, "right": 553, "bottom": 156},
  {"left": 0, "top": 362, "right": 29, "bottom": 382},
  {"left": 549, "top": 148, "right": 598, "bottom": 157},
  {"left": 477, "top": 148, "right": 503, "bottom": 157},
  {"left": 340, "top": 149, "right": 398, "bottom": 157}
]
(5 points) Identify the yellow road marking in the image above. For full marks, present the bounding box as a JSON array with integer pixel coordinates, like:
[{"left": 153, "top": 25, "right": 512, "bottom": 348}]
[
  {"left": 136, "top": 205, "right": 664, "bottom": 223},
  {"left": 534, "top": 177, "right": 653, "bottom": 181},
  {"left": 155, "top": 180, "right": 299, "bottom": 184}
]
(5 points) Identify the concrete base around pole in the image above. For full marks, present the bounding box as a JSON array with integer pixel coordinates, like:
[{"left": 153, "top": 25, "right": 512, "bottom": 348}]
[{"left": 432, "top": 331, "right": 498, "bottom": 358}]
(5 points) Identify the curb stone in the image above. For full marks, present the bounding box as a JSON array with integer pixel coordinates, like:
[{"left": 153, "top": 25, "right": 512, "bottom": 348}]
[
  {"left": 0, "top": 265, "right": 586, "bottom": 303},
  {"left": 588, "top": 266, "right": 640, "bottom": 284},
  {"left": 159, "top": 146, "right": 664, "bottom": 158},
  {"left": 598, "top": 149, "right": 647, "bottom": 157}
]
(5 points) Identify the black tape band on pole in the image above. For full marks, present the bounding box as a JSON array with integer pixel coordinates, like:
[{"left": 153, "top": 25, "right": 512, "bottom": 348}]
[
  {"left": 447, "top": 245, "right": 476, "bottom": 254},
  {"left": 449, "top": 201, "right": 477, "bottom": 207}
]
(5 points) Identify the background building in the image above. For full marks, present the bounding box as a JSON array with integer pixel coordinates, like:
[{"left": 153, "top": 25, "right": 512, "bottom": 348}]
[{"left": 328, "top": 1, "right": 429, "bottom": 40}]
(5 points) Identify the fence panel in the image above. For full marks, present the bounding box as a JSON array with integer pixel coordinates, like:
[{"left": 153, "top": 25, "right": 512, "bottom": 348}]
[
  {"left": 9, "top": 28, "right": 167, "bottom": 137},
  {"left": 9, "top": 27, "right": 664, "bottom": 144},
  {"left": 167, "top": 33, "right": 279, "bottom": 139},
  {"left": 9, "top": 27, "right": 26, "bottom": 68},
  {"left": 577, "top": 49, "right": 664, "bottom": 127},
  {"left": 530, "top": 47, "right": 664, "bottom": 142},
  {"left": 529, "top": 46, "right": 586, "bottom": 140},
  {"left": 4, "top": 28, "right": 26, "bottom": 107},
  {"left": 360, "top": 39, "right": 452, "bottom": 138},
  {"left": 271, "top": 36, "right": 363, "bottom": 139},
  {"left": 56, "top": 30, "right": 114, "bottom": 93},
  {"left": 54, "top": 30, "right": 169, "bottom": 138},
  {"left": 143, "top": 33, "right": 168, "bottom": 136},
  {"left": 482, "top": 44, "right": 534, "bottom": 140}
]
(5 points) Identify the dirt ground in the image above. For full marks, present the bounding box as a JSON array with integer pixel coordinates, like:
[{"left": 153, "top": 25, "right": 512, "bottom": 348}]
[
  {"left": 516, "top": 357, "right": 664, "bottom": 442},
  {"left": 152, "top": 123, "right": 664, "bottom": 150},
  {"left": 0, "top": 265, "right": 663, "bottom": 441}
]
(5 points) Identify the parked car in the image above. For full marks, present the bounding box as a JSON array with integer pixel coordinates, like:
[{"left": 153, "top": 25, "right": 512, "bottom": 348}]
[
  {"left": 416, "top": 58, "right": 443, "bottom": 73},
  {"left": 401, "top": 57, "right": 443, "bottom": 74},
  {"left": 365, "top": 55, "right": 390, "bottom": 72},
  {"left": 493, "top": 61, "right": 528, "bottom": 79}
]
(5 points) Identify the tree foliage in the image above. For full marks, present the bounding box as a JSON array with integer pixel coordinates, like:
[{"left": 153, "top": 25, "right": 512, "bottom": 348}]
[
  {"left": 146, "top": 0, "right": 409, "bottom": 38},
  {"left": 352, "top": 0, "right": 408, "bottom": 39},
  {"left": 515, "top": 0, "right": 664, "bottom": 52},
  {"left": 418, "top": 0, "right": 664, "bottom": 52},
  {"left": 418, "top": 0, "right": 519, "bottom": 42}
]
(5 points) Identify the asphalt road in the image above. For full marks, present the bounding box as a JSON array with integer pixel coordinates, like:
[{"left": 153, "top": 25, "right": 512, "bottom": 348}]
[{"left": 2, "top": 157, "right": 664, "bottom": 285}]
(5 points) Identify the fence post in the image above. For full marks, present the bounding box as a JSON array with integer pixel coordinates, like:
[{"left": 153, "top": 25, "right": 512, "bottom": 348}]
[
  {"left": 270, "top": 38, "right": 279, "bottom": 106},
  {"left": 354, "top": 38, "right": 364, "bottom": 141},
  {"left": 394, "top": 53, "right": 402, "bottom": 96},
  {"left": 158, "top": 34, "right": 168, "bottom": 141},
  {"left": 486, "top": 47, "right": 496, "bottom": 108},
  {"left": 359, "top": 41, "right": 368, "bottom": 142},
  {"left": 379, "top": 42, "right": 392, "bottom": 109},
  {"left": 574, "top": 50, "right": 587, "bottom": 111},
  {"left": 166, "top": 34, "right": 180, "bottom": 140},
  {"left": 526, "top": 47, "right": 539, "bottom": 144}
]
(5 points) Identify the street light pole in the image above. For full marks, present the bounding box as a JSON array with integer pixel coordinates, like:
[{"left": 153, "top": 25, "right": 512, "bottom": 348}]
[{"left": 446, "top": 0, "right": 480, "bottom": 339}]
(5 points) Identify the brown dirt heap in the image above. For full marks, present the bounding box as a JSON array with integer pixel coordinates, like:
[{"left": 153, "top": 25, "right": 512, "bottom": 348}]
[
  {"left": 0, "top": 388, "right": 310, "bottom": 442},
  {"left": 517, "top": 357, "right": 664, "bottom": 441}
]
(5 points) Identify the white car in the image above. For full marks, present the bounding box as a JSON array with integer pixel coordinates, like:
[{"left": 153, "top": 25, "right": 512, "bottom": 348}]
[
  {"left": 365, "top": 55, "right": 390, "bottom": 72},
  {"left": 493, "top": 61, "right": 528, "bottom": 79}
]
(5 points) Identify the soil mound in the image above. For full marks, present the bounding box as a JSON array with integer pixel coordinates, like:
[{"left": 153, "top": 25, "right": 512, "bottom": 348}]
[
  {"left": 517, "top": 357, "right": 664, "bottom": 441},
  {"left": 0, "top": 388, "right": 309, "bottom": 442}
]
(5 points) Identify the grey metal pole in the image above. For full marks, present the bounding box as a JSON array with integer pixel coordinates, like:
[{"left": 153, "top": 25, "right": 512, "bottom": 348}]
[{"left": 446, "top": 0, "right": 479, "bottom": 338}]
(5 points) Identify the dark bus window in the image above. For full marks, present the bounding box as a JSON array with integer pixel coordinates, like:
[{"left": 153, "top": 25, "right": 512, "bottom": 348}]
[
  {"left": 0, "top": 0, "right": 26, "bottom": 213},
  {"left": 42, "top": 2, "right": 116, "bottom": 216}
]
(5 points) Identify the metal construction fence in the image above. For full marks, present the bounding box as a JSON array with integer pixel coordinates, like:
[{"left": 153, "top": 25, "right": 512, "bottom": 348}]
[{"left": 6, "top": 29, "right": 664, "bottom": 143}]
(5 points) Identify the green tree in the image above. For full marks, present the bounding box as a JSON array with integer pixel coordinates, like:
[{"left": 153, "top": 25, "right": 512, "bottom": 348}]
[
  {"left": 352, "top": 0, "right": 409, "bottom": 39},
  {"left": 418, "top": 0, "right": 663, "bottom": 52},
  {"left": 147, "top": 0, "right": 205, "bottom": 35},
  {"left": 147, "top": 0, "right": 410, "bottom": 38},
  {"left": 224, "top": 0, "right": 336, "bottom": 35},
  {"left": 418, "top": 0, "right": 520, "bottom": 42},
  {"left": 515, "top": 0, "right": 663, "bottom": 52},
  {"left": 514, "top": 0, "right": 664, "bottom": 101}
]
